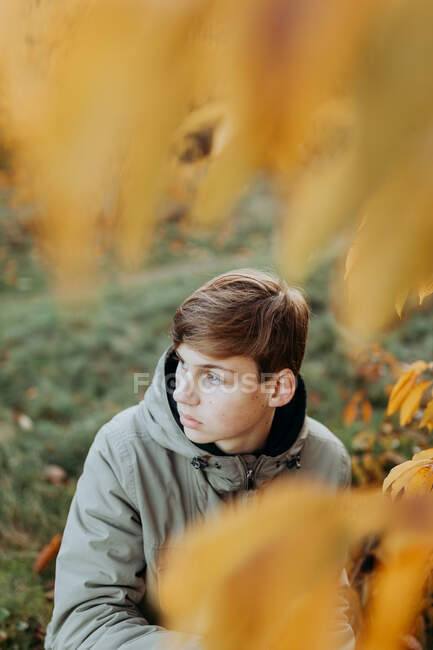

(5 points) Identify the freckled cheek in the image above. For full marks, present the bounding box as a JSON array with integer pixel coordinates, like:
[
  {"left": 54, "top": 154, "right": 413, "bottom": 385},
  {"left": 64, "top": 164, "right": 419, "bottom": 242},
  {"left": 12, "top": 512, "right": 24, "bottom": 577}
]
[{"left": 205, "top": 397, "right": 236, "bottom": 424}]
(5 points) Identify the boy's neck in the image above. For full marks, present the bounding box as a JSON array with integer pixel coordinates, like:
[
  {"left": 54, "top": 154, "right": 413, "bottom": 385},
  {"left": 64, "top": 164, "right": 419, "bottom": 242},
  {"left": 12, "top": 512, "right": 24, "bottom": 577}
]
[{"left": 212, "top": 408, "right": 276, "bottom": 455}]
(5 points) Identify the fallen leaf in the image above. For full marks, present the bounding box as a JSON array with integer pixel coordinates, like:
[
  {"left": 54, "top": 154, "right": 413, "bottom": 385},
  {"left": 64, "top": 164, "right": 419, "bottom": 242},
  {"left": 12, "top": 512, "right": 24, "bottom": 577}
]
[
  {"left": 343, "top": 389, "right": 364, "bottom": 425},
  {"left": 361, "top": 400, "right": 373, "bottom": 424},
  {"left": 34, "top": 534, "right": 62, "bottom": 573}
]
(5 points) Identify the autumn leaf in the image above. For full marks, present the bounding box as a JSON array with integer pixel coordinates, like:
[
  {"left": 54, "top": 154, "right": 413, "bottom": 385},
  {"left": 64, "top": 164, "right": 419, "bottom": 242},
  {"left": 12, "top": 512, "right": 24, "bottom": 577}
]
[
  {"left": 343, "top": 389, "right": 364, "bottom": 425},
  {"left": 360, "top": 537, "right": 432, "bottom": 650},
  {"left": 386, "top": 370, "right": 417, "bottom": 417},
  {"left": 399, "top": 381, "right": 431, "bottom": 427},
  {"left": 395, "top": 288, "right": 410, "bottom": 319},
  {"left": 383, "top": 461, "right": 430, "bottom": 500},
  {"left": 419, "top": 399, "right": 433, "bottom": 432},
  {"left": 405, "top": 467, "right": 433, "bottom": 496},
  {"left": 386, "top": 362, "right": 429, "bottom": 417},
  {"left": 418, "top": 278, "right": 433, "bottom": 306},
  {"left": 410, "top": 361, "right": 430, "bottom": 375},
  {"left": 361, "top": 400, "right": 373, "bottom": 424},
  {"left": 412, "top": 449, "right": 433, "bottom": 462},
  {"left": 344, "top": 243, "right": 358, "bottom": 282},
  {"left": 383, "top": 450, "right": 433, "bottom": 499},
  {"left": 159, "top": 480, "right": 387, "bottom": 650},
  {"left": 34, "top": 534, "right": 62, "bottom": 573}
]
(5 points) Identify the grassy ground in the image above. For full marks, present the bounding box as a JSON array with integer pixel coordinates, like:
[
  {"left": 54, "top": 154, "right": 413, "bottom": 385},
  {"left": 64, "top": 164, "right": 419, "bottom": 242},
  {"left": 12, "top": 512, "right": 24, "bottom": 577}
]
[{"left": 1, "top": 185, "right": 433, "bottom": 647}]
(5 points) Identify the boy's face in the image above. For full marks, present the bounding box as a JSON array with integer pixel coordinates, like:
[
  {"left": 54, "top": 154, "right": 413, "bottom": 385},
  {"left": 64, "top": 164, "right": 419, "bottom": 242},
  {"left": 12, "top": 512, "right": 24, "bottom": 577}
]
[{"left": 172, "top": 343, "right": 293, "bottom": 454}]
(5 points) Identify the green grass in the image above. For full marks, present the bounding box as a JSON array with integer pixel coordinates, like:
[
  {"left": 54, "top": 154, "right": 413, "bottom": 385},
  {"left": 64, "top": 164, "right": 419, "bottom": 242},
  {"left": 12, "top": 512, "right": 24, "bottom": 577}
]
[{"left": 1, "top": 184, "right": 433, "bottom": 646}]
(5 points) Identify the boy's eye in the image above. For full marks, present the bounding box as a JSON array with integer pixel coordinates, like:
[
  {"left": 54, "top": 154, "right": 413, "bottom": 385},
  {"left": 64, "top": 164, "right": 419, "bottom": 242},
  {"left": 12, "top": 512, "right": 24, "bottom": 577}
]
[
  {"left": 174, "top": 353, "right": 223, "bottom": 385},
  {"left": 206, "top": 372, "right": 222, "bottom": 385}
]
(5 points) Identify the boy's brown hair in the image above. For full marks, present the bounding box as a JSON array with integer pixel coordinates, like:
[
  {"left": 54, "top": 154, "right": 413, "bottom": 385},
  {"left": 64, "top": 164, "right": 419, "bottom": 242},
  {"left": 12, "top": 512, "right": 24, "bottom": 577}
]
[{"left": 170, "top": 268, "right": 309, "bottom": 379}]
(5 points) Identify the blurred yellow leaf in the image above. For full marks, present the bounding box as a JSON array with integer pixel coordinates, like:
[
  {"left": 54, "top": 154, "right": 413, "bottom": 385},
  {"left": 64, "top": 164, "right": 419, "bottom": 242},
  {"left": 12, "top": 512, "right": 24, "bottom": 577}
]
[
  {"left": 395, "top": 288, "right": 410, "bottom": 319},
  {"left": 412, "top": 448, "right": 433, "bottom": 462},
  {"left": 405, "top": 467, "right": 433, "bottom": 496},
  {"left": 344, "top": 242, "right": 358, "bottom": 282},
  {"left": 418, "top": 278, "right": 433, "bottom": 306},
  {"left": 383, "top": 449, "right": 433, "bottom": 499},
  {"left": 0, "top": 0, "right": 210, "bottom": 289},
  {"left": 386, "top": 362, "right": 429, "bottom": 417},
  {"left": 360, "top": 537, "right": 432, "bottom": 650},
  {"left": 280, "top": 1, "right": 433, "bottom": 336},
  {"left": 383, "top": 460, "right": 430, "bottom": 500},
  {"left": 419, "top": 401, "right": 433, "bottom": 433},
  {"left": 159, "top": 479, "right": 387, "bottom": 650},
  {"left": 361, "top": 400, "right": 373, "bottom": 424},
  {"left": 386, "top": 369, "right": 417, "bottom": 417},
  {"left": 400, "top": 381, "right": 431, "bottom": 427},
  {"left": 343, "top": 389, "right": 364, "bottom": 425},
  {"left": 410, "top": 361, "right": 429, "bottom": 375}
]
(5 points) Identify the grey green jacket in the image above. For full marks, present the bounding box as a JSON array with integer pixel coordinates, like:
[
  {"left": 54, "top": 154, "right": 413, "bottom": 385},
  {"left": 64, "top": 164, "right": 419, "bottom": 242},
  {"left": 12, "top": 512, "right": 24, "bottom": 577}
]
[{"left": 45, "top": 345, "right": 355, "bottom": 649}]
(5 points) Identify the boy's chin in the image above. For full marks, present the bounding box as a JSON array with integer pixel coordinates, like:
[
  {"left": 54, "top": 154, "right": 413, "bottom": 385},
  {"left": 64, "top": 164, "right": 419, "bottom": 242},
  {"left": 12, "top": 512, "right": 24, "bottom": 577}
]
[{"left": 184, "top": 427, "right": 215, "bottom": 444}]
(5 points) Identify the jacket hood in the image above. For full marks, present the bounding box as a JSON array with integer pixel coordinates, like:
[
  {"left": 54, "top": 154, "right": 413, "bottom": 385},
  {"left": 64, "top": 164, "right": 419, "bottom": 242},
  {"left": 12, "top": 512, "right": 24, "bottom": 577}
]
[{"left": 138, "top": 345, "right": 309, "bottom": 468}]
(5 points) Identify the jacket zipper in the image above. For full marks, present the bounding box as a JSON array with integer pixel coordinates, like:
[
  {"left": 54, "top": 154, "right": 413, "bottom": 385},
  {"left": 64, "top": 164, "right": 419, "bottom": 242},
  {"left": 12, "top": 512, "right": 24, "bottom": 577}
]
[
  {"left": 239, "top": 456, "right": 265, "bottom": 491},
  {"left": 240, "top": 454, "right": 301, "bottom": 491}
]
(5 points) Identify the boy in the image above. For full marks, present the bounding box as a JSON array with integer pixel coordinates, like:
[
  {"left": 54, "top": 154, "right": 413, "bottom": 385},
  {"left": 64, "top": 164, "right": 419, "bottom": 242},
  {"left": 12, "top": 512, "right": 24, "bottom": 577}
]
[{"left": 45, "top": 268, "right": 354, "bottom": 649}]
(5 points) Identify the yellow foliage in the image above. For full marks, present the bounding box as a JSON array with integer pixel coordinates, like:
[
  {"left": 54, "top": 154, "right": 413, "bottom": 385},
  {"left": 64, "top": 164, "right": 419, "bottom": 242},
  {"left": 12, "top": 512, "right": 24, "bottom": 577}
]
[
  {"left": 0, "top": 0, "right": 211, "bottom": 288},
  {"left": 360, "top": 536, "right": 432, "bottom": 650},
  {"left": 278, "top": 0, "right": 433, "bottom": 335},
  {"left": 159, "top": 477, "right": 433, "bottom": 650},
  {"left": 386, "top": 361, "right": 430, "bottom": 424},
  {"left": 1, "top": 0, "right": 433, "bottom": 317},
  {"left": 419, "top": 400, "right": 433, "bottom": 433},
  {"left": 383, "top": 449, "right": 433, "bottom": 498},
  {"left": 412, "top": 449, "right": 433, "bottom": 463},
  {"left": 419, "top": 278, "right": 433, "bottom": 306},
  {"left": 159, "top": 480, "right": 383, "bottom": 650},
  {"left": 399, "top": 381, "right": 431, "bottom": 427},
  {"left": 387, "top": 369, "right": 417, "bottom": 417}
]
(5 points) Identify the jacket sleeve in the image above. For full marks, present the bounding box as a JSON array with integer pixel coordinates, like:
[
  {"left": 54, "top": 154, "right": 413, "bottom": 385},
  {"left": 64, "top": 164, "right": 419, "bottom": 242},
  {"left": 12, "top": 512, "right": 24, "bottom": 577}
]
[{"left": 44, "top": 427, "right": 203, "bottom": 650}]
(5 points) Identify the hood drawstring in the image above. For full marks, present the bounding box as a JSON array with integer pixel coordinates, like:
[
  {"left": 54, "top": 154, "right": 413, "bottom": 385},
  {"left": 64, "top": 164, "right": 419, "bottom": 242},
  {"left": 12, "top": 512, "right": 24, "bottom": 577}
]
[{"left": 191, "top": 456, "right": 210, "bottom": 470}]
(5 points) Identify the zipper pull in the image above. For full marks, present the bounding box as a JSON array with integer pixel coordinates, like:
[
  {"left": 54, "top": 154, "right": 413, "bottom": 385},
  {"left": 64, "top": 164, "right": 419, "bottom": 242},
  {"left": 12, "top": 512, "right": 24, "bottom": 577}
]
[{"left": 246, "top": 468, "right": 254, "bottom": 490}]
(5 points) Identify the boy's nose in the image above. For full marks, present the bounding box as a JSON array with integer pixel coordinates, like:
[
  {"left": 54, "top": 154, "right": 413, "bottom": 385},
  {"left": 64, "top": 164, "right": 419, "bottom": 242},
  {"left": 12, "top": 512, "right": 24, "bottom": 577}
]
[{"left": 173, "top": 373, "right": 199, "bottom": 406}]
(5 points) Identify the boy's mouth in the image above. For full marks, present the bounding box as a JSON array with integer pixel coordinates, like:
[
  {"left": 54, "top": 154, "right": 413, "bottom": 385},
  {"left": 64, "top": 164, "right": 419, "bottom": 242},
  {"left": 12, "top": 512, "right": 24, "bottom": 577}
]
[{"left": 179, "top": 412, "right": 201, "bottom": 426}]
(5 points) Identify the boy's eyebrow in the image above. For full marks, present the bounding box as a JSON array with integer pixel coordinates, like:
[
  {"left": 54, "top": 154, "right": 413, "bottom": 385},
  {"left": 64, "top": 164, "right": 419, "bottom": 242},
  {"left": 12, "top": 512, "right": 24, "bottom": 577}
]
[{"left": 175, "top": 350, "right": 235, "bottom": 374}]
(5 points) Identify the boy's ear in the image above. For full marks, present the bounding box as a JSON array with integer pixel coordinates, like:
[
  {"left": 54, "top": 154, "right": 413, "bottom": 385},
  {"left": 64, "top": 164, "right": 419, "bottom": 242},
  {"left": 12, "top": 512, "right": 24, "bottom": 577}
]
[{"left": 267, "top": 369, "right": 296, "bottom": 408}]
